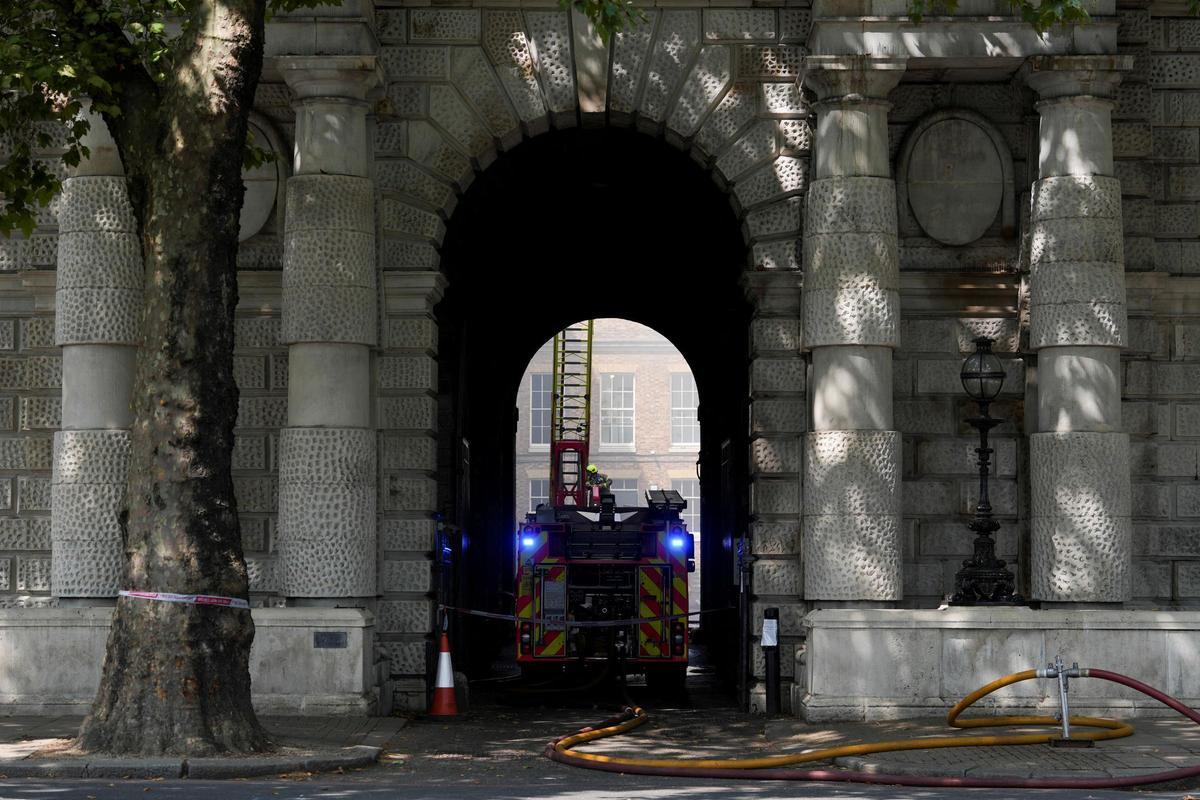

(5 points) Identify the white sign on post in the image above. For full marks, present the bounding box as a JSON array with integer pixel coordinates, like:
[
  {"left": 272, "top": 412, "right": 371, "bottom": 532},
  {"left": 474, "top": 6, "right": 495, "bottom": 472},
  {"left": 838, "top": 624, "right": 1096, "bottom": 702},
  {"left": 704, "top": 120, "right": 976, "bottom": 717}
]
[{"left": 761, "top": 618, "right": 778, "bottom": 648}]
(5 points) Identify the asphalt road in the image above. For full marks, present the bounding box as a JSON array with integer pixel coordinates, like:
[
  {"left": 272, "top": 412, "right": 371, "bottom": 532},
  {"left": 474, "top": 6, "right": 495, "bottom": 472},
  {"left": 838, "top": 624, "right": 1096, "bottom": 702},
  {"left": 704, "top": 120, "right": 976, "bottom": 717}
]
[{"left": 0, "top": 774, "right": 1197, "bottom": 800}]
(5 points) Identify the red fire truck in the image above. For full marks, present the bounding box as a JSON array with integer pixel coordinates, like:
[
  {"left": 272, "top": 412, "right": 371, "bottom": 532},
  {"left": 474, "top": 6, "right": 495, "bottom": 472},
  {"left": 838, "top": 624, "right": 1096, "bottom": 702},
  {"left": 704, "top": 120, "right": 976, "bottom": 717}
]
[{"left": 514, "top": 321, "right": 695, "bottom": 690}]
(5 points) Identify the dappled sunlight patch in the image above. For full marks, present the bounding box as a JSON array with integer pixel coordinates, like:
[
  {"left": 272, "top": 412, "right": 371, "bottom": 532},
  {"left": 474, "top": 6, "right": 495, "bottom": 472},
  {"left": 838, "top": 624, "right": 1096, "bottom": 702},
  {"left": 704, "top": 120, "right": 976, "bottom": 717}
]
[{"left": 4, "top": 737, "right": 74, "bottom": 760}]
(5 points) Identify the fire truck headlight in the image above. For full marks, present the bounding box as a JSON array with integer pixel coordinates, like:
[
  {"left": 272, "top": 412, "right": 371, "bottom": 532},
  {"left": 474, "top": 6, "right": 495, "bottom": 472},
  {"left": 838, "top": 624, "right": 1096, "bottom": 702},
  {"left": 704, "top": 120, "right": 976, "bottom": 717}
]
[
  {"left": 669, "top": 536, "right": 685, "bottom": 551},
  {"left": 521, "top": 535, "right": 536, "bottom": 548}
]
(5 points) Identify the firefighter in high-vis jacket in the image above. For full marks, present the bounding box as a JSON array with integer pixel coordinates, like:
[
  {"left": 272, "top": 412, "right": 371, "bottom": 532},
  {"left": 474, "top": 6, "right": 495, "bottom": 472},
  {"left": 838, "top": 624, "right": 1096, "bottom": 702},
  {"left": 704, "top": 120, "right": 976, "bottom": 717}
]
[{"left": 585, "top": 463, "right": 611, "bottom": 492}]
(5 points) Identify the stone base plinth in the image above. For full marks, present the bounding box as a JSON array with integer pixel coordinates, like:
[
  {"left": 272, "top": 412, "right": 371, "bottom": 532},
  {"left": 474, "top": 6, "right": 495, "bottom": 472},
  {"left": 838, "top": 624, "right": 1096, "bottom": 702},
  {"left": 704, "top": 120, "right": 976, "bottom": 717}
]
[
  {"left": 800, "top": 607, "right": 1200, "bottom": 721},
  {"left": 0, "top": 607, "right": 384, "bottom": 716}
]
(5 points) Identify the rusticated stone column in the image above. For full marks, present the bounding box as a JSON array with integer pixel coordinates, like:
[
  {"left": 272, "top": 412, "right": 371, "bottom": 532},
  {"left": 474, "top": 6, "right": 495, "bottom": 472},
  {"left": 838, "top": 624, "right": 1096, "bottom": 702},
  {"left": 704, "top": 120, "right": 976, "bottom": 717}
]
[
  {"left": 277, "top": 57, "right": 382, "bottom": 601},
  {"left": 1024, "top": 56, "right": 1133, "bottom": 603},
  {"left": 801, "top": 56, "right": 906, "bottom": 602},
  {"left": 51, "top": 107, "right": 139, "bottom": 600}
]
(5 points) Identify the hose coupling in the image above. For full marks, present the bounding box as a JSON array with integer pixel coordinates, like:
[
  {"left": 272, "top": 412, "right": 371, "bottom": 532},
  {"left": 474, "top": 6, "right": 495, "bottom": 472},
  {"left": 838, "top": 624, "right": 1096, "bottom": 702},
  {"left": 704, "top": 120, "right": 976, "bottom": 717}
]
[
  {"left": 1036, "top": 656, "right": 1088, "bottom": 679},
  {"left": 1036, "top": 656, "right": 1097, "bottom": 748}
]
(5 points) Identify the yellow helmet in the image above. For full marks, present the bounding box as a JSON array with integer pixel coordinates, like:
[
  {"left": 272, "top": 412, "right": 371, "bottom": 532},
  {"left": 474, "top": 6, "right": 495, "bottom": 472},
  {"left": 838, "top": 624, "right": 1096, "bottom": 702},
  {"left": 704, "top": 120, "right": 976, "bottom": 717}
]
[{"left": 586, "top": 464, "right": 599, "bottom": 474}]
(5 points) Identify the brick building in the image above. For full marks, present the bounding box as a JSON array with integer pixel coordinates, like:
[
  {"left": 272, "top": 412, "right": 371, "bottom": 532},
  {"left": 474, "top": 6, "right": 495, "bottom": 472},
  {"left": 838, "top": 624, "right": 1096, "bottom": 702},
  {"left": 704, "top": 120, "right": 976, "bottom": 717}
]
[{"left": 514, "top": 318, "right": 703, "bottom": 603}]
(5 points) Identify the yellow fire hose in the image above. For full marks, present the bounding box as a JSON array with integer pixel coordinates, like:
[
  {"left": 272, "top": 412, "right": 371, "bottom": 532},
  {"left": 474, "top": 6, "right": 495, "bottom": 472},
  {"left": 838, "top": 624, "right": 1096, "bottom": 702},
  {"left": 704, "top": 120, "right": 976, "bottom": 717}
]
[{"left": 545, "top": 667, "right": 1200, "bottom": 788}]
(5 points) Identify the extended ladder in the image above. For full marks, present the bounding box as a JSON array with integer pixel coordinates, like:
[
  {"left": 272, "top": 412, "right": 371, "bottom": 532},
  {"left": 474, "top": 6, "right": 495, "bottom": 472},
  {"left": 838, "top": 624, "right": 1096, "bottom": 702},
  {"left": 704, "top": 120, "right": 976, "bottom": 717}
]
[{"left": 550, "top": 320, "right": 594, "bottom": 507}]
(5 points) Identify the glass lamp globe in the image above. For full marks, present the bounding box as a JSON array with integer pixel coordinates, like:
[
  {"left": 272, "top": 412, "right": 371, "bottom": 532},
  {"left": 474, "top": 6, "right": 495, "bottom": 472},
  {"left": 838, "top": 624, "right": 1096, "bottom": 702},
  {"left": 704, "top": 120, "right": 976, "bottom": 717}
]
[{"left": 960, "top": 337, "right": 1006, "bottom": 402}]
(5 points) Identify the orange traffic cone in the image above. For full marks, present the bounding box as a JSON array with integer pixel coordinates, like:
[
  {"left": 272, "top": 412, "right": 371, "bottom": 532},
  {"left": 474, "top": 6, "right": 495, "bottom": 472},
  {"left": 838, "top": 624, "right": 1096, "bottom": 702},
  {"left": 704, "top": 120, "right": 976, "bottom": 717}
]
[{"left": 429, "top": 631, "right": 458, "bottom": 716}]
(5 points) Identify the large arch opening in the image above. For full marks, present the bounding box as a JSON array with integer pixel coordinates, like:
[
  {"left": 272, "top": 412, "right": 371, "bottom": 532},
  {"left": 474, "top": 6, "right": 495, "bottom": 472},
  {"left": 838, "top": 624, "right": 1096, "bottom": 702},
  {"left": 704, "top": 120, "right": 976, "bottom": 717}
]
[{"left": 436, "top": 127, "right": 751, "bottom": 690}]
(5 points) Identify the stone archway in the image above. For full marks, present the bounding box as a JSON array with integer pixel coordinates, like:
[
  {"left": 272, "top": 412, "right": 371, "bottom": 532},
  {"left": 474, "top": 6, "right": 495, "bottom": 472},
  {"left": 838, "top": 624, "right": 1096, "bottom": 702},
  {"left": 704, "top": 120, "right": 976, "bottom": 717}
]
[
  {"left": 372, "top": 8, "right": 810, "bottom": 269},
  {"left": 370, "top": 10, "right": 809, "bottom": 707}
]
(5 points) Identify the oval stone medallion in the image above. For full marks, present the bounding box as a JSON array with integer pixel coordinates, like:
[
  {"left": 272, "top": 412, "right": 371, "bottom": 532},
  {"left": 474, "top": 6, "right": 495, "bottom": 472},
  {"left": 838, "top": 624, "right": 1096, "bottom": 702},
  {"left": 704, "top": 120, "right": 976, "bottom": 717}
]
[
  {"left": 905, "top": 118, "right": 1004, "bottom": 246},
  {"left": 239, "top": 119, "right": 280, "bottom": 242}
]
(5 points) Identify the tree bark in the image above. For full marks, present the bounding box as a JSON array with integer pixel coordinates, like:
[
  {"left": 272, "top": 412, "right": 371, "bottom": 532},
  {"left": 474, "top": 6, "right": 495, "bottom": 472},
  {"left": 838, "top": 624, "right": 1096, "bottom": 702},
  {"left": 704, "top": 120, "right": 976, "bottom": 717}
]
[{"left": 76, "top": 0, "right": 270, "bottom": 756}]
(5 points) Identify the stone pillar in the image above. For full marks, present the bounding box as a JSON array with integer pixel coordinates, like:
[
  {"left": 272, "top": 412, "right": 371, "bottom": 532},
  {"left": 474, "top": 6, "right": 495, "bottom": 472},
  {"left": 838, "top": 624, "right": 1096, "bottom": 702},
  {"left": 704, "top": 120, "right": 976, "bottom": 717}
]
[
  {"left": 51, "top": 108, "right": 139, "bottom": 600},
  {"left": 1024, "top": 56, "right": 1133, "bottom": 603},
  {"left": 800, "top": 56, "right": 905, "bottom": 603},
  {"left": 277, "top": 58, "right": 382, "bottom": 601}
]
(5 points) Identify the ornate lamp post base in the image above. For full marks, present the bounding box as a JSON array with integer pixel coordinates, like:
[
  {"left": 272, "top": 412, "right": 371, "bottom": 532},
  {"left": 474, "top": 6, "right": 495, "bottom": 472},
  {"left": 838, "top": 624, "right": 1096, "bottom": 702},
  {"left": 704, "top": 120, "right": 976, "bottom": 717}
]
[{"left": 950, "top": 528, "right": 1024, "bottom": 606}]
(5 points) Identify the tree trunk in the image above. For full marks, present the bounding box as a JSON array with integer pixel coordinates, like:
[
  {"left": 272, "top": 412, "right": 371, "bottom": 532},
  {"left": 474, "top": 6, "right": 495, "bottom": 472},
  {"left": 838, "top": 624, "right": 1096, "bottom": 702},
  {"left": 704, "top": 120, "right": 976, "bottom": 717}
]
[{"left": 76, "top": 0, "right": 270, "bottom": 756}]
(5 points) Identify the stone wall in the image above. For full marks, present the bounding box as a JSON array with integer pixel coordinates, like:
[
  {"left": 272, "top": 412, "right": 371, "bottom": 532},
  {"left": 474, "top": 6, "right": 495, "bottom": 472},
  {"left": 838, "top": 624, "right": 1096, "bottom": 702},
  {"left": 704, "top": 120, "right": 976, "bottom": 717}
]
[
  {"left": 0, "top": 123, "right": 67, "bottom": 608},
  {"left": 1127, "top": 4, "right": 1200, "bottom": 604},
  {"left": 232, "top": 292, "right": 289, "bottom": 600},
  {"left": 0, "top": 279, "right": 58, "bottom": 608},
  {"left": 376, "top": 270, "right": 442, "bottom": 709}
]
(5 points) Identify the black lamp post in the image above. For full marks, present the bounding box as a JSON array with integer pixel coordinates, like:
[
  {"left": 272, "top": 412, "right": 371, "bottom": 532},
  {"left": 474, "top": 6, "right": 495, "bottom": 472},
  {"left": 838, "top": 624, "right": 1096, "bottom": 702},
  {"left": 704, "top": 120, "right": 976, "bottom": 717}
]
[{"left": 950, "top": 337, "right": 1024, "bottom": 606}]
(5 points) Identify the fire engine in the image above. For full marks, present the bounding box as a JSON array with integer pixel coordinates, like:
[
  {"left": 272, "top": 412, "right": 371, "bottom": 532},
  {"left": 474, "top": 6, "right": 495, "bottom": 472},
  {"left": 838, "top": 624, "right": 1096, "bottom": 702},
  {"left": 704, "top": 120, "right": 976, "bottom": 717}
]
[{"left": 514, "top": 321, "right": 695, "bottom": 690}]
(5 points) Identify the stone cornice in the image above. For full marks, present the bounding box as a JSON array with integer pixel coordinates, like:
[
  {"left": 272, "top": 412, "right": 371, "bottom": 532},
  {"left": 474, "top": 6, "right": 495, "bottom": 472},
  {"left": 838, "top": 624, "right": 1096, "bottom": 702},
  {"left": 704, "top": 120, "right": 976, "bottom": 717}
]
[
  {"left": 898, "top": 271, "right": 1019, "bottom": 316},
  {"left": 383, "top": 270, "right": 449, "bottom": 316},
  {"left": 276, "top": 55, "right": 385, "bottom": 101},
  {"left": 1022, "top": 54, "right": 1135, "bottom": 98},
  {"left": 742, "top": 270, "right": 803, "bottom": 314},
  {"left": 1148, "top": 0, "right": 1191, "bottom": 15},
  {"left": 263, "top": 0, "right": 378, "bottom": 75},
  {"left": 803, "top": 55, "right": 907, "bottom": 102},
  {"left": 807, "top": 19, "right": 1118, "bottom": 66},
  {"left": 238, "top": 270, "right": 283, "bottom": 313}
]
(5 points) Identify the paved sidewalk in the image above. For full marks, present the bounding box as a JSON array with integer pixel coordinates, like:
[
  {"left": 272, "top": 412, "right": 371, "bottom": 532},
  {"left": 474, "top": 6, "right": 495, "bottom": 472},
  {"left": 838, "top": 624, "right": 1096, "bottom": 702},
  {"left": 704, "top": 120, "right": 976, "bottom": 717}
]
[
  {"left": 380, "top": 697, "right": 1200, "bottom": 789},
  {"left": 0, "top": 715, "right": 404, "bottom": 779},
  {"left": 763, "top": 716, "right": 1200, "bottom": 781}
]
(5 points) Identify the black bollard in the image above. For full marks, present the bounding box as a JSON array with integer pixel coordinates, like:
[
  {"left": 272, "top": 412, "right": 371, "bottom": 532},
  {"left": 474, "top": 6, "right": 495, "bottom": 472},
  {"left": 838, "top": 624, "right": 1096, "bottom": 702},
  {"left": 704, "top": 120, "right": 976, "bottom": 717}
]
[{"left": 763, "top": 607, "right": 780, "bottom": 714}]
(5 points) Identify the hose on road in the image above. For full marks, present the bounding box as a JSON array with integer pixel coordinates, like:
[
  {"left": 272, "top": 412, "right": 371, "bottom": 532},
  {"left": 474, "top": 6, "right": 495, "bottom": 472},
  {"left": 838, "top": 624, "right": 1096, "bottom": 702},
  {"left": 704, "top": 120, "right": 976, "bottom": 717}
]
[{"left": 546, "top": 667, "right": 1200, "bottom": 789}]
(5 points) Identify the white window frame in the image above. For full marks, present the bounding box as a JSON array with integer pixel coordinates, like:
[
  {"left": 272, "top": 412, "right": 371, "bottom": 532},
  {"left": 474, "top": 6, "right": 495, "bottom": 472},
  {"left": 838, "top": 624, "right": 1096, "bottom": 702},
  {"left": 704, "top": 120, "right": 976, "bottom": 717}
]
[
  {"left": 610, "top": 478, "right": 640, "bottom": 508},
  {"left": 529, "top": 478, "right": 550, "bottom": 512},
  {"left": 671, "top": 478, "right": 700, "bottom": 534},
  {"left": 529, "top": 373, "right": 552, "bottom": 449},
  {"left": 670, "top": 372, "right": 700, "bottom": 448},
  {"left": 598, "top": 373, "right": 636, "bottom": 451}
]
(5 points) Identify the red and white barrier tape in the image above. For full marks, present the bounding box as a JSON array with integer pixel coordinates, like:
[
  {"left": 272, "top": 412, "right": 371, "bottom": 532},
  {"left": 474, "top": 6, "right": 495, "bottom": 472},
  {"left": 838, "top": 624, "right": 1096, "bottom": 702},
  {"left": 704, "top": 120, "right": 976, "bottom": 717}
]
[
  {"left": 119, "top": 590, "right": 250, "bottom": 610},
  {"left": 439, "top": 604, "right": 733, "bottom": 628}
]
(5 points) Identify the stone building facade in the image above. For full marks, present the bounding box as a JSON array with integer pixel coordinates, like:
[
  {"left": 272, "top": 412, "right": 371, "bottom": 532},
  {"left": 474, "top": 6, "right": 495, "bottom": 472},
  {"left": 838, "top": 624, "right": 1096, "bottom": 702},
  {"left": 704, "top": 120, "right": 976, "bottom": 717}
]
[{"left": 1, "top": 0, "right": 1200, "bottom": 717}]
